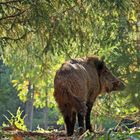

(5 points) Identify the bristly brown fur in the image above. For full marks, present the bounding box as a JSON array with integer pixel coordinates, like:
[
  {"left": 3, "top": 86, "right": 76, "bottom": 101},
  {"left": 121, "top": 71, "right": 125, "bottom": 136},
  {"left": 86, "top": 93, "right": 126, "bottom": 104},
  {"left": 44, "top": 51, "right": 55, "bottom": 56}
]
[
  {"left": 53, "top": 56, "right": 125, "bottom": 136},
  {"left": 54, "top": 56, "right": 101, "bottom": 114}
]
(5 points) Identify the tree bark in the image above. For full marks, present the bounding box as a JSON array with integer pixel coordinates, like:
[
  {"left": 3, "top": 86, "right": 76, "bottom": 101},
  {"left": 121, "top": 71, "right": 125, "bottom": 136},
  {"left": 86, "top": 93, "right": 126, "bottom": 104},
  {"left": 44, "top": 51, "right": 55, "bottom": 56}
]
[
  {"left": 136, "top": 1, "right": 140, "bottom": 53},
  {"left": 43, "top": 92, "right": 48, "bottom": 129},
  {"left": 24, "top": 82, "right": 34, "bottom": 131},
  {"left": 43, "top": 106, "right": 48, "bottom": 129}
]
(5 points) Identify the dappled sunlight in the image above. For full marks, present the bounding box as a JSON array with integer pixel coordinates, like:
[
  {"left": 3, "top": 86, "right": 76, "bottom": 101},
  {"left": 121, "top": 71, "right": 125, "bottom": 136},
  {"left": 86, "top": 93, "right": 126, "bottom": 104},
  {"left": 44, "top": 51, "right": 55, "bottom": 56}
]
[{"left": 0, "top": 0, "right": 140, "bottom": 139}]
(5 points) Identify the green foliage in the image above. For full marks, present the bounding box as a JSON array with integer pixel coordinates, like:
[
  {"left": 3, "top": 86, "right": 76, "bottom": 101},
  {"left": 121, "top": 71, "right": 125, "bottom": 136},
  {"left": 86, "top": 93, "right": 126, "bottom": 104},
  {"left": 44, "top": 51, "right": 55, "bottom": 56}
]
[
  {"left": 57, "top": 115, "right": 64, "bottom": 125},
  {"left": 0, "top": 0, "right": 138, "bottom": 103},
  {"left": 3, "top": 107, "right": 27, "bottom": 131},
  {"left": 126, "top": 70, "right": 140, "bottom": 109},
  {"left": 93, "top": 93, "right": 139, "bottom": 118},
  {"left": 30, "top": 137, "right": 46, "bottom": 140},
  {"left": 0, "top": 60, "right": 21, "bottom": 124},
  {"left": 0, "top": 0, "right": 140, "bottom": 136},
  {"left": 80, "top": 128, "right": 140, "bottom": 140},
  {"left": 99, "top": 130, "right": 140, "bottom": 140},
  {"left": 0, "top": 127, "right": 3, "bottom": 140},
  {"left": 12, "top": 80, "right": 29, "bottom": 102}
]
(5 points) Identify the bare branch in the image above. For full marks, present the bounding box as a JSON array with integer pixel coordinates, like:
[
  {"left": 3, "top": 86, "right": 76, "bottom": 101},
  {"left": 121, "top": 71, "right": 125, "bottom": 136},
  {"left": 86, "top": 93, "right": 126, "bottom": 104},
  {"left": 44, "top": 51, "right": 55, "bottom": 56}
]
[{"left": 0, "top": 9, "right": 27, "bottom": 21}]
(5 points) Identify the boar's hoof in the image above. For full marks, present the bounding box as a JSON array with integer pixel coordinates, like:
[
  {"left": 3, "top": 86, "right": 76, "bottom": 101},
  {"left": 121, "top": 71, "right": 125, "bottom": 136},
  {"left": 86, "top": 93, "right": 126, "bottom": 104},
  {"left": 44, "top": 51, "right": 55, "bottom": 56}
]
[
  {"left": 78, "top": 127, "right": 85, "bottom": 135},
  {"left": 67, "top": 132, "right": 73, "bottom": 136},
  {"left": 86, "top": 124, "right": 93, "bottom": 132},
  {"left": 88, "top": 125, "right": 93, "bottom": 132}
]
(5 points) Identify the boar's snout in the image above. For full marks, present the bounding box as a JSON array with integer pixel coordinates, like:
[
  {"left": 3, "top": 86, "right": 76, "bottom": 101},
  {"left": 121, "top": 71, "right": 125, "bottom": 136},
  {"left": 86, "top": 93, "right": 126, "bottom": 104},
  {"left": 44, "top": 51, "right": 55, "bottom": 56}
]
[{"left": 112, "top": 80, "right": 125, "bottom": 91}]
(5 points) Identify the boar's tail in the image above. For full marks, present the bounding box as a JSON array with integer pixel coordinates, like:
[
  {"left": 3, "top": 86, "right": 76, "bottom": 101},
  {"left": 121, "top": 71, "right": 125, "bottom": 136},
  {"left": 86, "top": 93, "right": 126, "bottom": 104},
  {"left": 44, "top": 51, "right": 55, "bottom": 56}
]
[{"left": 54, "top": 87, "right": 87, "bottom": 116}]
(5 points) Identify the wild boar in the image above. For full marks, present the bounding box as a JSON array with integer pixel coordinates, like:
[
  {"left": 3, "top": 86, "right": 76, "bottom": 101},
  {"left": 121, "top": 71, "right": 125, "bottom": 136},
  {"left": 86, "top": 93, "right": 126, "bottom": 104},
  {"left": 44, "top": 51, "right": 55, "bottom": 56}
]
[{"left": 54, "top": 56, "right": 125, "bottom": 136}]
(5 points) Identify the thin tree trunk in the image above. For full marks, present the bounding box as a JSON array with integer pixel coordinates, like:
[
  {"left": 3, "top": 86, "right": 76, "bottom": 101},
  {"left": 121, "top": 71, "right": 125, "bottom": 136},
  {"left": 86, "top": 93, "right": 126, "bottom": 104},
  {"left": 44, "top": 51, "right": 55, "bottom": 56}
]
[
  {"left": 44, "top": 92, "right": 48, "bottom": 129},
  {"left": 24, "top": 82, "right": 34, "bottom": 131},
  {"left": 136, "top": 1, "right": 140, "bottom": 53},
  {"left": 136, "top": 1, "right": 140, "bottom": 111},
  {"left": 43, "top": 106, "right": 48, "bottom": 129}
]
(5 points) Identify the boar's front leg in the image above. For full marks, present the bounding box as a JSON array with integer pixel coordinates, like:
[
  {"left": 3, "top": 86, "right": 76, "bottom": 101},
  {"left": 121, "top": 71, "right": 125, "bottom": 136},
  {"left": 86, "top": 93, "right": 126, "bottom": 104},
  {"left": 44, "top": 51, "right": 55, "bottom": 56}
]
[
  {"left": 64, "top": 111, "right": 76, "bottom": 136},
  {"left": 85, "top": 102, "right": 93, "bottom": 131}
]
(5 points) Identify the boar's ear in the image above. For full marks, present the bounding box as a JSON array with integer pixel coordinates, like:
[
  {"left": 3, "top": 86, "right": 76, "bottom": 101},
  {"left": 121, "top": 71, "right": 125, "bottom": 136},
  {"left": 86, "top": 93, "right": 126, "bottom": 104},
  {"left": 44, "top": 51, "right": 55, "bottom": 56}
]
[
  {"left": 98, "top": 56, "right": 105, "bottom": 70},
  {"left": 94, "top": 59, "right": 104, "bottom": 72}
]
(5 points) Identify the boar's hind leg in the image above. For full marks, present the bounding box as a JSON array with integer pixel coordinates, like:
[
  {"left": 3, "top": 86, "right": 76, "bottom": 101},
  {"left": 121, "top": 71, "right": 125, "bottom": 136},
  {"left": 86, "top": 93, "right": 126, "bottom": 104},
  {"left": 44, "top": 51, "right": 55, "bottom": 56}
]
[
  {"left": 86, "top": 102, "right": 93, "bottom": 131},
  {"left": 64, "top": 111, "right": 76, "bottom": 136},
  {"left": 77, "top": 113, "right": 85, "bottom": 134}
]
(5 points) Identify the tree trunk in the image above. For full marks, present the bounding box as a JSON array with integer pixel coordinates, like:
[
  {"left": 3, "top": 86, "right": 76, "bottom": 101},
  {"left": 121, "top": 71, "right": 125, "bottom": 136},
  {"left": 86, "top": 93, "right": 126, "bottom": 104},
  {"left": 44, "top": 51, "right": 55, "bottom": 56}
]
[
  {"left": 43, "top": 92, "right": 48, "bottom": 129},
  {"left": 136, "top": 1, "right": 140, "bottom": 53},
  {"left": 24, "top": 82, "right": 34, "bottom": 131},
  {"left": 136, "top": 1, "right": 140, "bottom": 111},
  {"left": 43, "top": 106, "right": 48, "bottom": 129}
]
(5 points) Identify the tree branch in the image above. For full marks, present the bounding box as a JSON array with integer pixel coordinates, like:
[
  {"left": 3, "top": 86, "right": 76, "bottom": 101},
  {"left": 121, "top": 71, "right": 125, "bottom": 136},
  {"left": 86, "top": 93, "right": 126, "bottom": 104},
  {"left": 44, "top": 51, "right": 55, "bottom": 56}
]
[
  {"left": 1, "top": 31, "right": 29, "bottom": 41},
  {"left": 0, "top": 9, "right": 27, "bottom": 21},
  {"left": 0, "top": 0, "right": 21, "bottom": 5}
]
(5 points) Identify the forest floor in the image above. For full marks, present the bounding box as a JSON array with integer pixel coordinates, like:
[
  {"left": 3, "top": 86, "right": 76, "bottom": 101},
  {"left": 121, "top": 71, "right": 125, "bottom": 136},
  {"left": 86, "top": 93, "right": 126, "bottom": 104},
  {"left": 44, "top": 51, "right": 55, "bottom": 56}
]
[
  {"left": 1, "top": 126, "right": 105, "bottom": 140},
  {"left": 1, "top": 126, "right": 140, "bottom": 140}
]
